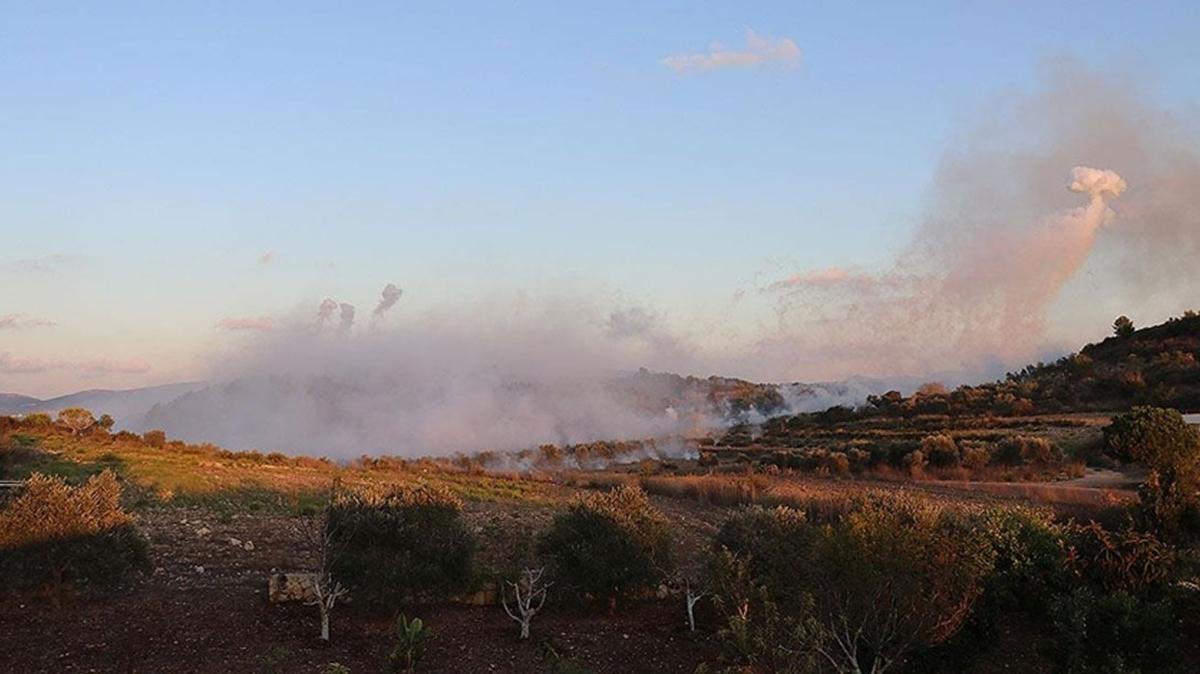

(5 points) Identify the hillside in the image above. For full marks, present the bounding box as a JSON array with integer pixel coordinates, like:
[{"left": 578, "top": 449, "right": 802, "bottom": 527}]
[{"left": 861, "top": 312, "right": 1200, "bottom": 419}]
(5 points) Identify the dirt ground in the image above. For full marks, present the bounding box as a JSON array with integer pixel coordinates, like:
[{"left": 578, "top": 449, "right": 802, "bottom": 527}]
[
  {"left": 0, "top": 482, "right": 1148, "bottom": 674},
  {"left": 0, "top": 501, "right": 721, "bottom": 674}
]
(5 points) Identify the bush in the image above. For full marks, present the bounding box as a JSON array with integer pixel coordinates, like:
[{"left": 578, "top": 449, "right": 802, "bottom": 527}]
[
  {"left": 1065, "top": 522, "right": 1175, "bottom": 594},
  {"left": 1049, "top": 588, "right": 1181, "bottom": 674},
  {"left": 539, "top": 485, "right": 672, "bottom": 607},
  {"left": 922, "top": 434, "right": 960, "bottom": 468},
  {"left": 708, "top": 494, "right": 995, "bottom": 674},
  {"left": 1103, "top": 406, "right": 1200, "bottom": 466},
  {"left": 993, "top": 435, "right": 1062, "bottom": 467},
  {"left": 1104, "top": 407, "right": 1200, "bottom": 540},
  {"left": 142, "top": 429, "right": 167, "bottom": 448},
  {"left": 713, "top": 506, "right": 809, "bottom": 604},
  {"left": 0, "top": 471, "right": 149, "bottom": 595},
  {"left": 328, "top": 483, "right": 474, "bottom": 606},
  {"left": 704, "top": 549, "right": 821, "bottom": 674}
]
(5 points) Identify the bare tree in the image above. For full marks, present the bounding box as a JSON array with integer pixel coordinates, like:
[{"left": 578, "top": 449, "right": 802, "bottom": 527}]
[
  {"left": 302, "top": 496, "right": 349, "bottom": 643},
  {"left": 684, "top": 577, "right": 706, "bottom": 632},
  {"left": 502, "top": 567, "right": 551, "bottom": 640}
]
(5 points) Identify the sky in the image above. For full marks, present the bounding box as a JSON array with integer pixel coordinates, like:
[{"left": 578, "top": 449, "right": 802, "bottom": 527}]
[{"left": 2, "top": 1, "right": 1199, "bottom": 398}]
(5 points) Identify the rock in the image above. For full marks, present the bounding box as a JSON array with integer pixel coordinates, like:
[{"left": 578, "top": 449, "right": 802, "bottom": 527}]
[
  {"left": 228, "top": 537, "right": 242, "bottom": 548},
  {"left": 243, "top": 540, "right": 255, "bottom": 551},
  {"left": 194, "top": 565, "right": 205, "bottom": 574},
  {"left": 195, "top": 527, "right": 210, "bottom": 537},
  {"left": 268, "top": 572, "right": 319, "bottom": 603}
]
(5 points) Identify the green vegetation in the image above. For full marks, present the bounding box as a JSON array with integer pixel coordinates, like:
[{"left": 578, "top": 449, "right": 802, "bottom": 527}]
[
  {"left": 0, "top": 471, "right": 149, "bottom": 597},
  {"left": 328, "top": 484, "right": 475, "bottom": 606},
  {"left": 539, "top": 484, "right": 673, "bottom": 608}
]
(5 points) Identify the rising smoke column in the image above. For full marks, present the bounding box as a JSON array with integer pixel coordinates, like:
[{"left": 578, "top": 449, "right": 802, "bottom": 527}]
[
  {"left": 338, "top": 303, "right": 355, "bottom": 333},
  {"left": 373, "top": 283, "right": 403, "bottom": 319},
  {"left": 316, "top": 299, "right": 339, "bottom": 327},
  {"left": 764, "top": 164, "right": 1127, "bottom": 376}
]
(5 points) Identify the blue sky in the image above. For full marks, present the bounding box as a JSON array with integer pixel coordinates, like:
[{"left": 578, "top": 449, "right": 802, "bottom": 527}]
[{"left": 2, "top": 1, "right": 1198, "bottom": 396}]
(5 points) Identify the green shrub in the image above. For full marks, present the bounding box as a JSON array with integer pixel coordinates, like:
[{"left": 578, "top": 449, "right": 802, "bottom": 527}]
[
  {"left": 538, "top": 485, "right": 672, "bottom": 607},
  {"left": 0, "top": 471, "right": 149, "bottom": 595},
  {"left": 713, "top": 506, "right": 809, "bottom": 604},
  {"left": 1104, "top": 407, "right": 1200, "bottom": 540},
  {"left": 922, "top": 434, "right": 960, "bottom": 468},
  {"left": 328, "top": 484, "right": 474, "bottom": 606},
  {"left": 973, "top": 506, "right": 1069, "bottom": 611},
  {"left": 1049, "top": 588, "right": 1181, "bottom": 674},
  {"left": 707, "top": 494, "right": 995, "bottom": 674},
  {"left": 704, "top": 548, "right": 821, "bottom": 674}
]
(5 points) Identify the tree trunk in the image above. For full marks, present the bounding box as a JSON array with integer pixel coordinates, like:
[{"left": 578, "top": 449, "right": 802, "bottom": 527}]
[
  {"left": 320, "top": 607, "right": 330, "bottom": 641},
  {"left": 520, "top": 621, "right": 530, "bottom": 640}
]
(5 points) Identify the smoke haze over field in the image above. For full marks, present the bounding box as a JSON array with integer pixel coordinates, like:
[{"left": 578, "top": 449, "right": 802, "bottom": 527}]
[{"left": 139, "top": 62, "right": 1200, "bottom": 458}]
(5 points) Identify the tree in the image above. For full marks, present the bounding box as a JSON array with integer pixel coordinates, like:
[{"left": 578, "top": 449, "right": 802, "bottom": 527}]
[
  {"left": 302, "top": 491, "right": 349, "bottom": 642},
  {"left": 1113, "top": 315, "right": 1135, "bottom": 338},
  {"left": 501, "top": 567, "right": 551, "bottom": 640},
  {"left": 56, "top": 408, "right": 95, "bottom": 437}
]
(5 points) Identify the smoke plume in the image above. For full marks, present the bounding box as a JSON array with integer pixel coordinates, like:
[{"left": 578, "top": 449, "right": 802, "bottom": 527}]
[
  {"left": 758, "top": 59, "right": 1199, "bottom": 380},
  {"left": 316, "top": 299, "right": 338, "bottom": 327},
  {"left": 373, "top": 283, "right": 403, "bottom": 319}
]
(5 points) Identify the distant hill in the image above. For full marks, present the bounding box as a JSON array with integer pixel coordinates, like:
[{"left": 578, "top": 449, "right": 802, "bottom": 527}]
[{"left": 0, "top": 382, "right": 204, "bottom": 429}]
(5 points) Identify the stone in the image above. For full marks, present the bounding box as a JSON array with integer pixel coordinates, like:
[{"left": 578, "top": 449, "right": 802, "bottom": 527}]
[
  {"left": 268, "top": 572, "right": 319, "bottom": 603},
  {"left": 243, "top": 540, "right": 255, "bottom": 551}
]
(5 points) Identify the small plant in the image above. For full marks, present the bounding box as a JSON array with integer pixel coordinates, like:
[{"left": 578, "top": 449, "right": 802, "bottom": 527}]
[
  {"left": 502, "top": 566, "right": 551, "bottom": 640},
  {"left": 388, "top": 614, "right": 427, "bottom": 673},
  {"left": 258, "top": 645, "right": 293, "bottom": 674},
  {"left": 322, "top": 664, "right": 351, "bottom": 674}
]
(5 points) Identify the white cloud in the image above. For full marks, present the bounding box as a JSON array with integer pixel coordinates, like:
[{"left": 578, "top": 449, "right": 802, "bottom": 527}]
[{"left": 663, "top": 29, "right": 801, "bottom": 74}]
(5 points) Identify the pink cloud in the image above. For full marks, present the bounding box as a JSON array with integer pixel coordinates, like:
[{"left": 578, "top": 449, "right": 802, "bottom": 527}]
[
  {"left": 216, "top": 316, "right": 275, "bottom": 332},
  {"left": 663, "top": 29, "right": 801, "bottom": 74},
  {"left": 0, "top": 352, "right": 150, "bottom": 375},
  {"left": 766, "top": 267, "right": 882, "bottom": 292},
  {"left": 0, "top": 313, "right": 57, "bottom": 330}
]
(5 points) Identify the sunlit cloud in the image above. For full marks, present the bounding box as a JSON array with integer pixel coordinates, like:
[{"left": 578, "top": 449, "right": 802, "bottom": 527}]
[
  {"left": 663, "top": 29, "right": 801, "bottom": 74},
  {"left": 216, "top": 316, "right": 275, "bottom": 332}
]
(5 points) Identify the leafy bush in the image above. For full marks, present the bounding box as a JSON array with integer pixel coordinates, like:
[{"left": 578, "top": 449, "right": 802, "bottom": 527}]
[
  {"left": 1049, "top": 588, "right": 1181, "bottom": 674},
  {"left": 538, "top": 485, "right": 672, "bottom": 607},
  {"left": 713, "top": 506, "right": 809, "bottom": 604},
  {"left": 1104, "top": 407, "right": 1200, "bottom": 540},
  {"left": 704, "top": 548, "right": 821, "bottom": 674},
  {"left": 328, "top": 484, "right": 474, "bottom": 606},
  {"left": 708, "top": 494, "right": 995, "bottom": 674},
  {"left": 0, "top": 471, "right": 149, "bottom": 595},
  {"left": 922, "top": 434, "right": 960, "bottom": 468},
  {"left": 972, "top": 506, "right": 1069, "bottom": 611}
]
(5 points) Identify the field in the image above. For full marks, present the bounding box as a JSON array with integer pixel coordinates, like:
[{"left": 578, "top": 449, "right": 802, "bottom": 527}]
[{"left": 3, "top": 407, "right": 1174, "bottom": 674}]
